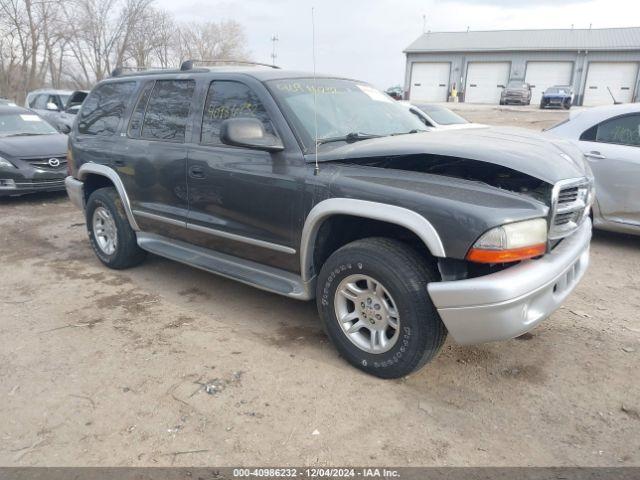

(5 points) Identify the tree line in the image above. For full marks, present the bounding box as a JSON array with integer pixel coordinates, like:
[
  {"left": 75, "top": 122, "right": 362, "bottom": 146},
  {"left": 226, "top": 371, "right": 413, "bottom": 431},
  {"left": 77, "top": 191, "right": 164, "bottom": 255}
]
[{"left": 0, "top": 0, "right": 248, "bottom": 103}]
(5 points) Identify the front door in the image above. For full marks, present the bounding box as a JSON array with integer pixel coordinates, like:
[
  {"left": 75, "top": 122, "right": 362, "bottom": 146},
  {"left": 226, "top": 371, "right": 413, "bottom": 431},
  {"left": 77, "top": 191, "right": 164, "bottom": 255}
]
[
  {"left": 186, "top": 79, "right": 303, "bottom": 272},
  {"left": 579, "top": 113, "right": 640, "bottom": 225}
]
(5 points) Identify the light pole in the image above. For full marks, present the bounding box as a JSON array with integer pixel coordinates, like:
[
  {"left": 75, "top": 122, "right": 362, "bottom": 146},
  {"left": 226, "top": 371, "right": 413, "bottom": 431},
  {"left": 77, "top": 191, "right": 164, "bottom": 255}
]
[{"left": 270, "top": 35, "right": 279, "bottom": 66}]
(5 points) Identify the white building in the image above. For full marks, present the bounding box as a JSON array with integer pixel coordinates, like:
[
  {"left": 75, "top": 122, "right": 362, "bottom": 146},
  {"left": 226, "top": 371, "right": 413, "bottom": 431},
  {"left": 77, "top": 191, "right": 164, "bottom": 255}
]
[{"left": 403, "top": 27, "right": 640, "bottom": 106}]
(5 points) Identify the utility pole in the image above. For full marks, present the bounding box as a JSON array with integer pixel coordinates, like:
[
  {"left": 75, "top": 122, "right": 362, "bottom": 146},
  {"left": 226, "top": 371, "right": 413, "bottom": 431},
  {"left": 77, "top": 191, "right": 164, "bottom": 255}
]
[
  {"left": 422, "top": 14, "right": 426, "bottom": 34},
  {"left": 270, "top": 35, "right": 279, "bottom": 66}
]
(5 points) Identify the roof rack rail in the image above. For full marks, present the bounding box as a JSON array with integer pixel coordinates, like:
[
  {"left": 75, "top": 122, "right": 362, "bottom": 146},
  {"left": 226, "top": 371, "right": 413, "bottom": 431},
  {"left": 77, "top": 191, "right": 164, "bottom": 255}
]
[
  {"left": 180, "top": 59, "right": 281, "bottom": 71},
  {"left": 111, "top": 65, "right": 166, "bottom": 77}
]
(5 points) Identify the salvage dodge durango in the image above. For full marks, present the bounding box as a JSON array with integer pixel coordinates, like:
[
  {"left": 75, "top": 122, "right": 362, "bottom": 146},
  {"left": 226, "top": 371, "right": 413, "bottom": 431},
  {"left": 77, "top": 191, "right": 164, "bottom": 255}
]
[{"left": 65, "top": 62, "right": 594, "bottom": 378}]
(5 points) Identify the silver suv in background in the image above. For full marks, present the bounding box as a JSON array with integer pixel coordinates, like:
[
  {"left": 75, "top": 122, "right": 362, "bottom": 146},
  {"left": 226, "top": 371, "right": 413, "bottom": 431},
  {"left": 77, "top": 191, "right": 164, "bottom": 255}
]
[
  {"left": 500, "top": 81, "right": 532, "bottom": 105},
  {"left": 25, "top": 89, "right": 88, "bottom": 133}
]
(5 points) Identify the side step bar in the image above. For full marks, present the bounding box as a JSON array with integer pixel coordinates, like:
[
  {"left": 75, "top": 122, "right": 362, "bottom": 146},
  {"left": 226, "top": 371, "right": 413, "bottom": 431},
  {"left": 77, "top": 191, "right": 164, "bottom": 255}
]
[{"left": 136, "top": 233, "right": 312, "bottom": 300}]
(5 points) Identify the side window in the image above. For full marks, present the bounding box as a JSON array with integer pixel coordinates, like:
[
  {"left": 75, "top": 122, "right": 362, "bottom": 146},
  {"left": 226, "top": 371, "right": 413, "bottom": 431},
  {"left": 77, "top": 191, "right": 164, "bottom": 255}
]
[
  {"left": 580, "top": 125, "right": 597, "bottom": 141},
  {"left": 595, "top": 114, "right": 640, "bottom": 146},
  {"left": 78, "top": 81, "right": 136, "bottom": 136},
  {"left": 141, "top": 80, "right": 195, "bottom": 142},
  {"left": 201, "top": 81, "right": 276, "bottom": 145},
  {"left": 128, "top": 81, "right": 155, "bottom": 138},
  {"left": 33, "top": 94, "right": 48, "bottom": 110}
]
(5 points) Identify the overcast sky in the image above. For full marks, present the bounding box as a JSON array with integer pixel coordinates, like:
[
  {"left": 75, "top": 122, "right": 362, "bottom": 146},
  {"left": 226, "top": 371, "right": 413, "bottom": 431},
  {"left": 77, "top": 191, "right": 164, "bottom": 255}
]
[{"left": 156, "top": 0, "right": 638, "bottom": 89}]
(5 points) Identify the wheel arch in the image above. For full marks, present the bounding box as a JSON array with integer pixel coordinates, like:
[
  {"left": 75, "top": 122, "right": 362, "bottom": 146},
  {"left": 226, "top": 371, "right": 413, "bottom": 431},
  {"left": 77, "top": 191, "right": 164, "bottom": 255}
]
[
  {"left": 300, "top": 199, "right": 446, "bottom": 284},
  {"left": 78, "top": 163, "right": 140, "bottom": 231}
]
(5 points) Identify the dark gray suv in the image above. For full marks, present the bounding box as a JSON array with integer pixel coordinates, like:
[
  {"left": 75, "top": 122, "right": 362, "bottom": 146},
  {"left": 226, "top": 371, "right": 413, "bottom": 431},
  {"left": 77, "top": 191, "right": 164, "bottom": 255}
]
[{"left": 65, "top": 62, "right": 593, "bottom": 378}]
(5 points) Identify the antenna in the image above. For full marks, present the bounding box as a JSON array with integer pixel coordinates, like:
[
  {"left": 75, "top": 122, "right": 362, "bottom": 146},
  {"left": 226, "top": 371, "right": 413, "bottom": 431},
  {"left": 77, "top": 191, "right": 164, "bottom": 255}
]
[{"left": 312, "top": 7, "right": 319, "bottom": 175}]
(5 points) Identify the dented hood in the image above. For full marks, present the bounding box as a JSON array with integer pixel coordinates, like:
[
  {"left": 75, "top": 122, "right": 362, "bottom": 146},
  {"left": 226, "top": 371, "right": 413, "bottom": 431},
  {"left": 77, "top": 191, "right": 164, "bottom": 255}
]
[{"left": 310, "top": 127, "right": 588, "bottom": 184}]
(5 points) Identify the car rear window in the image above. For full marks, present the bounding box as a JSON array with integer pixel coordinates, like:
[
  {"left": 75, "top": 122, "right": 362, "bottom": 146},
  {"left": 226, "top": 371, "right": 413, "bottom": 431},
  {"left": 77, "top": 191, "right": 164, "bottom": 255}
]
[{"left": 78, "top": 81, "right": 136, "bottom": 136}]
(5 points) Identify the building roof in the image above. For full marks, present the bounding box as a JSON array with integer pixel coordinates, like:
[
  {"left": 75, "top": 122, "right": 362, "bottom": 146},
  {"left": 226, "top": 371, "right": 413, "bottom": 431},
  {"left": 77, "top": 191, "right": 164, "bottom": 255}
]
[{"left": 405, "top": 27, "right": 640, "bottom": 53}]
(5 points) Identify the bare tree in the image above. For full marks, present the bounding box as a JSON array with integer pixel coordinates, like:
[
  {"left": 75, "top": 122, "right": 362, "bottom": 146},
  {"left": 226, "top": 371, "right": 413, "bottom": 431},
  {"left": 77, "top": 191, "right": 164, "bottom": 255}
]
[
  {"left": 0, "top": 0, "right": 250, "bottom": 102},
  {"left": 176, "top": 20, "right": 248, "bottom": 64}
]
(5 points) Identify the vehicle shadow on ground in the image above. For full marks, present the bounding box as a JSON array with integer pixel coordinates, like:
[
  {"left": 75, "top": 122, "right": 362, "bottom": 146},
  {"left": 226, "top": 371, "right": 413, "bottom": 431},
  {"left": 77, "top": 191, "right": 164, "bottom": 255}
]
[
  {"left": 592, "top": 229, "right": 638, "bottom": 250},
  {"left": 0, "top": 190, "right": 67, "bottom": 206}
]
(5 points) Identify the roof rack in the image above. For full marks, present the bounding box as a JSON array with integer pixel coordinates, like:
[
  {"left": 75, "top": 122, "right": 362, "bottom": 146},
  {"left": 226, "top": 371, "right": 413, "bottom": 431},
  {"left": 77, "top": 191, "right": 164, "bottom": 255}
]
[
  {"left": 180, "top": 59, "right": 281, "bottom": 71},
  {"left": 111, "top": 65, "right": 167, "bottom": 77}
]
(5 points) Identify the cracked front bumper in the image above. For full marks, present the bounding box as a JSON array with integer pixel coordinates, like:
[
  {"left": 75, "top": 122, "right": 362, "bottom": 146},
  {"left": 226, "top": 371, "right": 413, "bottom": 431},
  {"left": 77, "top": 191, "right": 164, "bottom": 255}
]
[{"left": 428, "top": 219, "right": 592, "bottom": 345}]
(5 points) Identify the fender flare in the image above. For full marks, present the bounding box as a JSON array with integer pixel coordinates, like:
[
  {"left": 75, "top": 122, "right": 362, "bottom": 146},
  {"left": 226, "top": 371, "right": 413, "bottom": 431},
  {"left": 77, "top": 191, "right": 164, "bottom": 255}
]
[
  {"left": 300, "top": 198, "right": 446, "bottom": 283},
  {"left": 77, "top": 163, "right": 140, "bottom": 231}
]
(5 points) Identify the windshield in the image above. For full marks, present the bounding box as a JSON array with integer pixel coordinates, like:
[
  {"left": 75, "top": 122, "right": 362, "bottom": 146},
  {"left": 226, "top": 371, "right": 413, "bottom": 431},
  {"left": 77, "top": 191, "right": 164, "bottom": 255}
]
[
  {"left": 414, "top": 104, "right": 468, "bottom": 125},
  {"left": 546, "top": 88, "right": 570, "bottom": 94},
  {"left": 267, "top": 78, "right": 427, "bottom": 151},
  {"left": 59, "top": 94, "right": 71, "bottom": 106},
  {"left": 0, "top": 112, "right": 58, "bottom": 136}
]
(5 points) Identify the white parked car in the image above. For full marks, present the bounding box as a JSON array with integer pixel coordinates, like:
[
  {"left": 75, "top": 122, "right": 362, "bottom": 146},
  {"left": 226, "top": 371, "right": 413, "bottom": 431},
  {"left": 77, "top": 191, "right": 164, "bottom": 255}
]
[
  {"left": 547, "top": 103, "right": 640, "bottom": 235},
  {"left": 401, "top": 102, "right": 487, "bottom": 130}
]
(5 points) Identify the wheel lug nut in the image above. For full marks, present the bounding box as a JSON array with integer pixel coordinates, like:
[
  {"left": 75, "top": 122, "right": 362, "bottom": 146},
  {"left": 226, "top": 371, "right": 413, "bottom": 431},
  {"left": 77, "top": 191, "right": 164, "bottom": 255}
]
[
  {"left": 360, "top": 302, "right": 365, "bottom": 308},
  {"left": 374, "top": 304, "right": 381, "bottom": 310},
  {"left": 375, "top": 314, "right": 382, "bottom": 320},
  {"left": 367, "top": 298, "right": 372, "bottom": 305}
]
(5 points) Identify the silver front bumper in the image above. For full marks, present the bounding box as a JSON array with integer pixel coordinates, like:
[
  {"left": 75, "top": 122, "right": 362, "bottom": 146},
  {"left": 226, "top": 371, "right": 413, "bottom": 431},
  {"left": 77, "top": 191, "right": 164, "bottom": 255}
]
[
  {"left": 428, "top": 219, "right": 592, "bottom": 345},
  {"left": 65, "top": 176, "right": 84, "bottom": 209}
]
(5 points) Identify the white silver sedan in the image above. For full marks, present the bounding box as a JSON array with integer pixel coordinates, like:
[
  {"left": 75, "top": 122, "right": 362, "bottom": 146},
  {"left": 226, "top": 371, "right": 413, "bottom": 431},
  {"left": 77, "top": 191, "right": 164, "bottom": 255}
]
[
  {"left": 400, "top": 102, "right": 487, "bottom": 131},
  {"left": 548, "top": 103, "right": 640, "bottom": 235}
]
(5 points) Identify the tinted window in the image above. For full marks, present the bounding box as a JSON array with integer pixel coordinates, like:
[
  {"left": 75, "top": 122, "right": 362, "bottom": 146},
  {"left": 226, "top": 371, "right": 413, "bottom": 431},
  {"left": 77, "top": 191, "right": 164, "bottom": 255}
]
[
  {"left": 141, "top": 80, "right": 195, "bottom": 142},
  {"left": 128, "top": 81, "right": 154, "bottom": 138},
  {"left": 78, "top": 82, "right": 136, "bottom": 136},
  {"left": 33, "top": 94, "right": 48, "bottom": 110},
  {"left": 595, "top": 114, "right": 640, "bottom": 146},
  {"left": 201, "top": 81, "right": 276, "bottom": 145}
]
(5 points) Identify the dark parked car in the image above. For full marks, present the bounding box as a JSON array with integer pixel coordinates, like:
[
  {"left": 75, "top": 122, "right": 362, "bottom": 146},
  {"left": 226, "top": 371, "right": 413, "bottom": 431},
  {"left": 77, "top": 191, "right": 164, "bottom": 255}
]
[
  {"left": 540, "top": 86, "right": 573, "bottom": 109},
  {"left": 385, "top": 86, "right": 404, "bottom": 100},
  {"left": 0, "top": 105, "right": 68, "bottom": 196},
  {"left": 500, "top": 81, "right": 532, "bottom": 105},
  {"left": 65, "top": 63, "right": 593, "bottom": 378}
]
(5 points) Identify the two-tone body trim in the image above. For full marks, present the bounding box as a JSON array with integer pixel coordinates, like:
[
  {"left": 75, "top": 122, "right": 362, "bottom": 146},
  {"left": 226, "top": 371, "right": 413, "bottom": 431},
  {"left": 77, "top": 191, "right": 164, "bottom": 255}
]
[
  {"left": 300, "top": 198, "right": 446, "bottom": 283},
  {"left": 77, "top": 163, "right": 140, "bottom": 231}
]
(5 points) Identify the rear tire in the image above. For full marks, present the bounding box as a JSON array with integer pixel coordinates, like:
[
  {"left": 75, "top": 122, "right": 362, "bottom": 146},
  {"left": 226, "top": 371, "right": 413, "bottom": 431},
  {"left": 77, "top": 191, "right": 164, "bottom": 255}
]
[
  {"left": 316, "top": 237, "right": 447, "bottom": 379},
  {"left": 86, "top": 187, "right": 146, "bottom": 269}
]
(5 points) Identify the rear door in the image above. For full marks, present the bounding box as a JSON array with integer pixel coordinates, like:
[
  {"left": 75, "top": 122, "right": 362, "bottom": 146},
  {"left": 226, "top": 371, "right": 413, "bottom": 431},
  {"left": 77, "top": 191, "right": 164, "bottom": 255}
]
[
  {"left": 121, "top": 79, "right": 196, "bottom": 237},
  {"left": 186, "top": 78, "right": 303, "bottom": 272},
  {"left": 579, "top": 113, "right": 640, "bottom": 225}
]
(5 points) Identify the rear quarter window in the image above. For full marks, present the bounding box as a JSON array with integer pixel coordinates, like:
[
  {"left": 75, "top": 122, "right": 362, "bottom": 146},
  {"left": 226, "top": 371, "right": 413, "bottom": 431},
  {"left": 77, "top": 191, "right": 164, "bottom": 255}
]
[{"left": 78, "top": 81, "right": 136, "bottom": 136}]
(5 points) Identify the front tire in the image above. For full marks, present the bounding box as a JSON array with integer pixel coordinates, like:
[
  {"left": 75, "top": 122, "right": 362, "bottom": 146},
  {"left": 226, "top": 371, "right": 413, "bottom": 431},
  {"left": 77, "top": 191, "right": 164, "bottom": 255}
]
[
  {"left": 316, "top": 238, "right": 447, "bottom": 379},
  {"left": 86, "top": 187, "right": 146, "bottom": 269}
]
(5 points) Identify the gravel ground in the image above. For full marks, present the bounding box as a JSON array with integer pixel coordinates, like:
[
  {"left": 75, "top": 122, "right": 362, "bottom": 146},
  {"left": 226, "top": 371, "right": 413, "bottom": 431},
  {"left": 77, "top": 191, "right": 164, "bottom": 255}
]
[{"left": 1, "top": 106, "right": 639, "bottom": 467}]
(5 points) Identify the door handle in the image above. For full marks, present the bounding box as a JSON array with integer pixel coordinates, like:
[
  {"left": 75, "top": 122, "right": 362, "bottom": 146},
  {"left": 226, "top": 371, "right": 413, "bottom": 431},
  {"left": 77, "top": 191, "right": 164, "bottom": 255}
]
[
  {"left": 189, "top": 165, "right": 205, "bottom": 178},
  {"left": 584, "top": 151, "right": 606, "bottom": 160}
]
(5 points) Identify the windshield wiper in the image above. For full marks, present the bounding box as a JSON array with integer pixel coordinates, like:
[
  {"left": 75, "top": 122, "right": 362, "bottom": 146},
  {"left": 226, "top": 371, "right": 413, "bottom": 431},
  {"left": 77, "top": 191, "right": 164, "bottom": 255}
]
[
  {"left": 390, "top": 129, "right": 424, "bottom": 136},
  {"left": 4, "top": 132, "right": 48, "bottom": 137},
  {"left": 316, "top": 132, "right": 382, "bottom": 146}
]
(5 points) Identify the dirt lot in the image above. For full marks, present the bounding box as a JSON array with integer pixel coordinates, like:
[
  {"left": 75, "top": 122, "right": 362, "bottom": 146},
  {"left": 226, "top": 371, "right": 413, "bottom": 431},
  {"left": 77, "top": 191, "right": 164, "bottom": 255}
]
[{"left": 1, "top": 106, "right": 639, "bottom": 467}]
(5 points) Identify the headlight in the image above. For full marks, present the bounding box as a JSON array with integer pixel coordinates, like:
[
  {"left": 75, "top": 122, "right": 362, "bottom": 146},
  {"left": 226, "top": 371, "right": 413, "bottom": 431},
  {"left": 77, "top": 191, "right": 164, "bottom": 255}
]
[
  {"left": 0, "top": 155, "right": 16, "bottom": 169},
  {"left": 466, "top": 218, "right": 548, "bottom": 264}
]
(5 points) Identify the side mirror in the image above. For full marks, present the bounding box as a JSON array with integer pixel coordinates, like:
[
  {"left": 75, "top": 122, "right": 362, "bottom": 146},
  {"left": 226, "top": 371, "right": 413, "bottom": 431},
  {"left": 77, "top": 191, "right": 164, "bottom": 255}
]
[
  {"left": 46, "top": 102, "right": 59, "bottom": 111},
  {"left": 58, "top": 123, "right": 71, "bottom": 134},
  {"left": 220, "top": 118, "right": 284, "bottom": 152}
]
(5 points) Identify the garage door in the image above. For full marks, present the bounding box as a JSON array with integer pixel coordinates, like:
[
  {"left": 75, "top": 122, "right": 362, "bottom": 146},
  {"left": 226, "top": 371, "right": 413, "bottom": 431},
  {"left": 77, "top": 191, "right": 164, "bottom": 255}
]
[
  {"left": 409, "top": 63, "right": 451, "bottom": 102},
  {"left": 525, "top": 61, "right": 574, "bottom": 104},
  {"left": 583, "top": 62, "right": 639, "bottom": 106},
  {"left": 464, "top": 62, "right": 510, "bottom": 104}
]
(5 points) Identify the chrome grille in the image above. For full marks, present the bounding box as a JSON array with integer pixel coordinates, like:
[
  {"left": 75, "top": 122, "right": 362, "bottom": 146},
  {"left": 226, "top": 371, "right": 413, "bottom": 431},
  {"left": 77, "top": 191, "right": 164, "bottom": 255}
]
[
  {"left": 22, "top": 156, "right": 67, "bottom": 170},
  {"left": 549, "top": 178, "right": 593, "bottom": 240}
]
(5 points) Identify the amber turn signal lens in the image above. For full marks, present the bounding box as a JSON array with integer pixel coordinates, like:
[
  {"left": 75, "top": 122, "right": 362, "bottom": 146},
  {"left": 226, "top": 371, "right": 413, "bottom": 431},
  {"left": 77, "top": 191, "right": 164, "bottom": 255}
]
[{"left": 466, "top": 243, "right": 547, "bottom": 264}]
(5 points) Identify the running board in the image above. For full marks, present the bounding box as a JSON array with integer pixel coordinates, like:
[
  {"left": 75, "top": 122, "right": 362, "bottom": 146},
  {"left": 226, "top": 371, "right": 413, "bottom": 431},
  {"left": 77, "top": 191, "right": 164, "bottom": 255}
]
[{"left": 136, "top": 233, "right": 311, "bottom": 300}]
